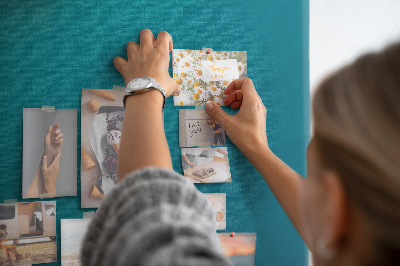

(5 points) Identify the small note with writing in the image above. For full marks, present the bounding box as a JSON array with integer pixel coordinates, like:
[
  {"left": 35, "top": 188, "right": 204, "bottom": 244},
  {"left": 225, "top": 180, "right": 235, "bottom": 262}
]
[{"left": 179, "top": 109, "right": 226, "bottom": 147}]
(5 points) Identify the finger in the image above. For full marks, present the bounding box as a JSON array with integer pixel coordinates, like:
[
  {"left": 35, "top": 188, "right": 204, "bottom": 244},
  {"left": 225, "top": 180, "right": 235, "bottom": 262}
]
[
  {"left": 223, "top": 90, "right": 243, "bottom": 106},
  {"left": 52, "top": 124, "right": 59, "bottom": 133},
  {"left": 139, "top": 29, "right": 155, "bottom": 51},
  {"left": 58, "top": 139, "right": 64, "bottom": 147},
  {"left": 45, "top": 126, "right": 52, "bottom": 138},
  {"left": 113, "top": 56, "right": 128, "bottom": 74},
  {"left": 126, "top": 41, "right": 139, "bottom": 59},
  {"left": 155, "top": 31, "right": 173, "bottom": 52},
  {"left": 224, "top": 78, "right": 256, "bottom": 97},
  {"left": 230, "top": 101, "right": 242, "bottom": 109},
  {"left": 55, "top": 129, "right": 61, "bottom": 135},
  {"left": 171, "top": 85, "right": 182, "bottom": 96},
  {"left": 205, "top": 102, "right": 231, "bottom": 129},
  {"left": 42, "top": 156, "right": 48, "bottom": 171},
  {"left": 55, "top": 133, "right": 63, "bottom": 141}
]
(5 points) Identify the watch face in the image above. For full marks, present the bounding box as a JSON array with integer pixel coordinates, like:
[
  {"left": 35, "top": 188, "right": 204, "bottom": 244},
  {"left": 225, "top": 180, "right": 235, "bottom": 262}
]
[{"left": 131, "top": 77, "right": 151, "bottom": 90}]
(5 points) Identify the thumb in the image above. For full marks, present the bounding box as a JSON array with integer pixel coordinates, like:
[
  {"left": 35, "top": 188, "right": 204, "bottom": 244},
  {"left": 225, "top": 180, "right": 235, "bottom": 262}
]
[
  {"left": 113, "top": 56, "right": 127, "bottom": 75},
  {"left": 42, "top": 155, "right": 48, "bottom": 171},
  {"left": 45, "top": 126, "right": 52, "bottom": 139},
  {"left": 205, "top": 102, "right": 231, "bottom": 128}
]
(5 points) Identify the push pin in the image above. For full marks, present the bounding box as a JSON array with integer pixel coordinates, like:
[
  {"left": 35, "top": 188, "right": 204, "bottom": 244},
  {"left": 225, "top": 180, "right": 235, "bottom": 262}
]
[
  {"left": 206, "top": 49, "right": 212, "bottom": 54},
  {"left": 230, "top": 232, "right": 235, "bottom": 237}
]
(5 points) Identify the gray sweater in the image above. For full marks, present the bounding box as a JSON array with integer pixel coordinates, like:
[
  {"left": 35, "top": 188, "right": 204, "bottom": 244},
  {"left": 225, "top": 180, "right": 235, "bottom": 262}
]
[{"left": 81, "top": 167, "right": 232, "bottom": 266}]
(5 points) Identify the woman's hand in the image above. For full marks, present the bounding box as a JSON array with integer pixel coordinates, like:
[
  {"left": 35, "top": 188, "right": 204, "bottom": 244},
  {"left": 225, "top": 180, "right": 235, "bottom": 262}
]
[
  {"left": 44, "top": 124, "right": 63, "bottom": 162},
  {"left": 113, "top": 29, "right": 180, "bottom": 97},
  {"left": 42, "top": 152, "right": 61, "bottom": 197},
  {"left": 205, "top": 78, "right": 268, "bottom": 154}
]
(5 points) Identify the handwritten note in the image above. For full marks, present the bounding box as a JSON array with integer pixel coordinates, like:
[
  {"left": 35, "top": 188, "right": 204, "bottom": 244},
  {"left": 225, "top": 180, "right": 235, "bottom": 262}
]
[
  {"left": 188, "top": 121, "right": 202, "bottom": 137},
  {"left": 199, "top": 59, "right": 239, "bottom": 82}
]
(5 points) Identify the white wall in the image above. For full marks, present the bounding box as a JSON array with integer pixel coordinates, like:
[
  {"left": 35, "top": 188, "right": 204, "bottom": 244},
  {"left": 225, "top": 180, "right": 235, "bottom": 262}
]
[{"left": 310, "top": 0, "right": 400, "bottom": 94}]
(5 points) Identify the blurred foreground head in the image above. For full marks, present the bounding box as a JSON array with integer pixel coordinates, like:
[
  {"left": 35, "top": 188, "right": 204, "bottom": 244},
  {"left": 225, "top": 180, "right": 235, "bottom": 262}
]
[{"left": 310, "top": 42, "right": 400, "bottom": 265}]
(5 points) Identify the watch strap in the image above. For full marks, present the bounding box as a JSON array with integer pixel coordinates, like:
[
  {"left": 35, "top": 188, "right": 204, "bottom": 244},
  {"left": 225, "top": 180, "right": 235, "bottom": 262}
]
[{"left": 123, "top": 77, "right": 166, "bottom": 110}]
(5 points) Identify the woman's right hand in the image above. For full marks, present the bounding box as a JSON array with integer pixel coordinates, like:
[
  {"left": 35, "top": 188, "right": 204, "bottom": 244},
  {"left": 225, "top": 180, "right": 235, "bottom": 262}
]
[{"left": 205, "top": 78, "right": 268, "bottom": 154}]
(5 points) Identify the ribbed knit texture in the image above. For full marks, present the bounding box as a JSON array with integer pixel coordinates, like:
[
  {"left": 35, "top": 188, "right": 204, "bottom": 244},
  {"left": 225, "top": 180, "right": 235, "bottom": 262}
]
[{"left": 80, "top": 167, "right": 232, "bottom": 266}]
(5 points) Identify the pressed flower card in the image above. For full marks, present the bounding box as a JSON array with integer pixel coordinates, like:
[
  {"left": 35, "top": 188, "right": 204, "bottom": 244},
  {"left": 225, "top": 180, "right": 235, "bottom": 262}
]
[{"left": 173, "top": 49, "right": 247, "bottom": 106}]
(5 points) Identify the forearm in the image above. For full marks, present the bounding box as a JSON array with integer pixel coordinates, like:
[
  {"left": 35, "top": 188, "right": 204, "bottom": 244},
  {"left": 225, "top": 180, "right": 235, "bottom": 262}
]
[
  {"left": 242, "top": 144, "right": 307, "bottom": 241},
  {"left": 26, "top": 168, "right": 41, "bottom": 198},
  {"left": 118, "top": 90, "right": 172, "bottom": 181}
]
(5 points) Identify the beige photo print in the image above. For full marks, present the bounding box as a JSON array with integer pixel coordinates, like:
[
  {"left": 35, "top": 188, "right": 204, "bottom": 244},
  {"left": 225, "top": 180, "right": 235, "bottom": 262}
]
[
  {"left": 0, "top": 201, "right": 57, "bottom": 265},
  {"left": 22, "top": 108, "right": 77, "bottom": 199}
]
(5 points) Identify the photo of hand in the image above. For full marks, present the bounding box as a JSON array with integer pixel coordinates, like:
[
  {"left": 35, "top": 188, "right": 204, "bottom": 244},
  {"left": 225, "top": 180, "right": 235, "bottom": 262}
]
[{"left": 26, "top": 124, "right": 63, "bottom": 198}]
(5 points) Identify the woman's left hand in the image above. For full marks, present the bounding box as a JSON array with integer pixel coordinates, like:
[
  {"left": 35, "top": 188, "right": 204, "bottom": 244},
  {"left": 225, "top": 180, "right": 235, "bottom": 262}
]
[{"left": 113, "top": 29, "right": 180, "bottom": 97}]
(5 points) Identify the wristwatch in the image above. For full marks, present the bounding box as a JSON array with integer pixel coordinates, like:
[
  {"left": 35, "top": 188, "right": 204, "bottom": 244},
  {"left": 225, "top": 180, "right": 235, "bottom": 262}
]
[{"left": 123, "top": 77, "right": 166, "bottom": 109}]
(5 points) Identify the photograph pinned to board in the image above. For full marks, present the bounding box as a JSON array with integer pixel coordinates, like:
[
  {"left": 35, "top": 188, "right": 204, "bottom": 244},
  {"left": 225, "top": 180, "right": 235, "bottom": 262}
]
[
  {"left": 181, "top": 147, "right": 231, "bottom": 183},
  {"left": 172, "top": 49, "right": 247, "bottom": 106},
  {"left": 219, "top": 233, "right": 257, "bottom": 266},
  {"left": 205, "top": 193, "right": 226, "bottom": 230},
  {"left": 22, "top": 108, "right": 77, "bottom": 199},
  {"left": 81, "top": 88, "right": 125, "bottom": 208},
  {"left": 0, "top": 201, "right": 57, "bottom": 265},
  {"left": 179, "top": 109, "right": 225, "bottom": 147},
  {"left": 61, "top": 218, "right": 92, "bottom": 266}
]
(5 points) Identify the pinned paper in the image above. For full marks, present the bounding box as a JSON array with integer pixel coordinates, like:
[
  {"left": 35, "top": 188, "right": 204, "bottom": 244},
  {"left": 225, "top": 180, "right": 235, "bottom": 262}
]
[
  {"left": 17, "top": 258, "right": 33, "bottom": 266},
  {"left": 83, "top": 211, "right": 96, "bottom": 219},
  {"left": 172, "top": 49, "right": 247, "bottom": 106},
  {"left": 42, "top": 105, "right": 55, "bottom": 112},
  {"left": 199, "top": 59, "right": 239, "bottom": 82},
  {"left": 113, "top": 85, "right": 126, "bottom": 91},
  {"left": 3, "top": 198, "right": 17, "bottom": 204},
  {"left": 179, "top": 109, "right": 225, "bottom": 147},
  {"left": 181, "top": 147, "right": 231, "bottom": 183},
  {"left": 39, "top": 192, "right": 53, "bottom": 199}
]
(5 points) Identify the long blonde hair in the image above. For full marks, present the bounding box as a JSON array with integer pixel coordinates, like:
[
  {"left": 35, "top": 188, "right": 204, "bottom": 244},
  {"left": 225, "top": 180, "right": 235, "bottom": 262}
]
[{"left": 312, "top": 43, "right": 400, "bottom": 265}]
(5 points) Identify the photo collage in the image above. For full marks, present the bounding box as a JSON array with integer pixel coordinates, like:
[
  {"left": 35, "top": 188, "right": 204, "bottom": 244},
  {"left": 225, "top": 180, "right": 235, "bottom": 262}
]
[{"left": 1, "top": 49, "right": 255, "bottom": 266}]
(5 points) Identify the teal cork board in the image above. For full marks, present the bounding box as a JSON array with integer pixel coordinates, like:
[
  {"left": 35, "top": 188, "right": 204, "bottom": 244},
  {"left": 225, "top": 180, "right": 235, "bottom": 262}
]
[{"left": 0, "top": 0, "right": 310, "bottom": 265}]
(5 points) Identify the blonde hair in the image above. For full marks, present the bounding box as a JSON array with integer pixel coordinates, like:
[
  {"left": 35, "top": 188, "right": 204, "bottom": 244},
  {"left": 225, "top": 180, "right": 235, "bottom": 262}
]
[{"left": 312, "top": 43, "right": 400, "bottom": 265}]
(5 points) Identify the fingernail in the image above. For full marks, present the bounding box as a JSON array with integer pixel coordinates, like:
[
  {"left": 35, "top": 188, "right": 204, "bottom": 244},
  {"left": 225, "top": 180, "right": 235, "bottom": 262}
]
[
  {"left": 177, "top": 85, "right": 182, "bottom": 95},
  {"left": 205, "top": 102, "right": 214, "bottom": 111}
]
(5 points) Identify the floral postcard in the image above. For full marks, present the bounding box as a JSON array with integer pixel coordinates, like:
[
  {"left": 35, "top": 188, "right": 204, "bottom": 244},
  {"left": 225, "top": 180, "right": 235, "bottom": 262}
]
[{"left": 173, "top": 49, "right": 247, "bottom": 106}]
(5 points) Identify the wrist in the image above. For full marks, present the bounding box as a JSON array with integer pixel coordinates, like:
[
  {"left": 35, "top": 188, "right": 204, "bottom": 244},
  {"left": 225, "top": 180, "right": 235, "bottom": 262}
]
[
  {"left": 125, "top": 90, "right": 164, "bottom": 110},
  {"left": 44, "top": 182, "right": 56, "bottom": 195}
]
